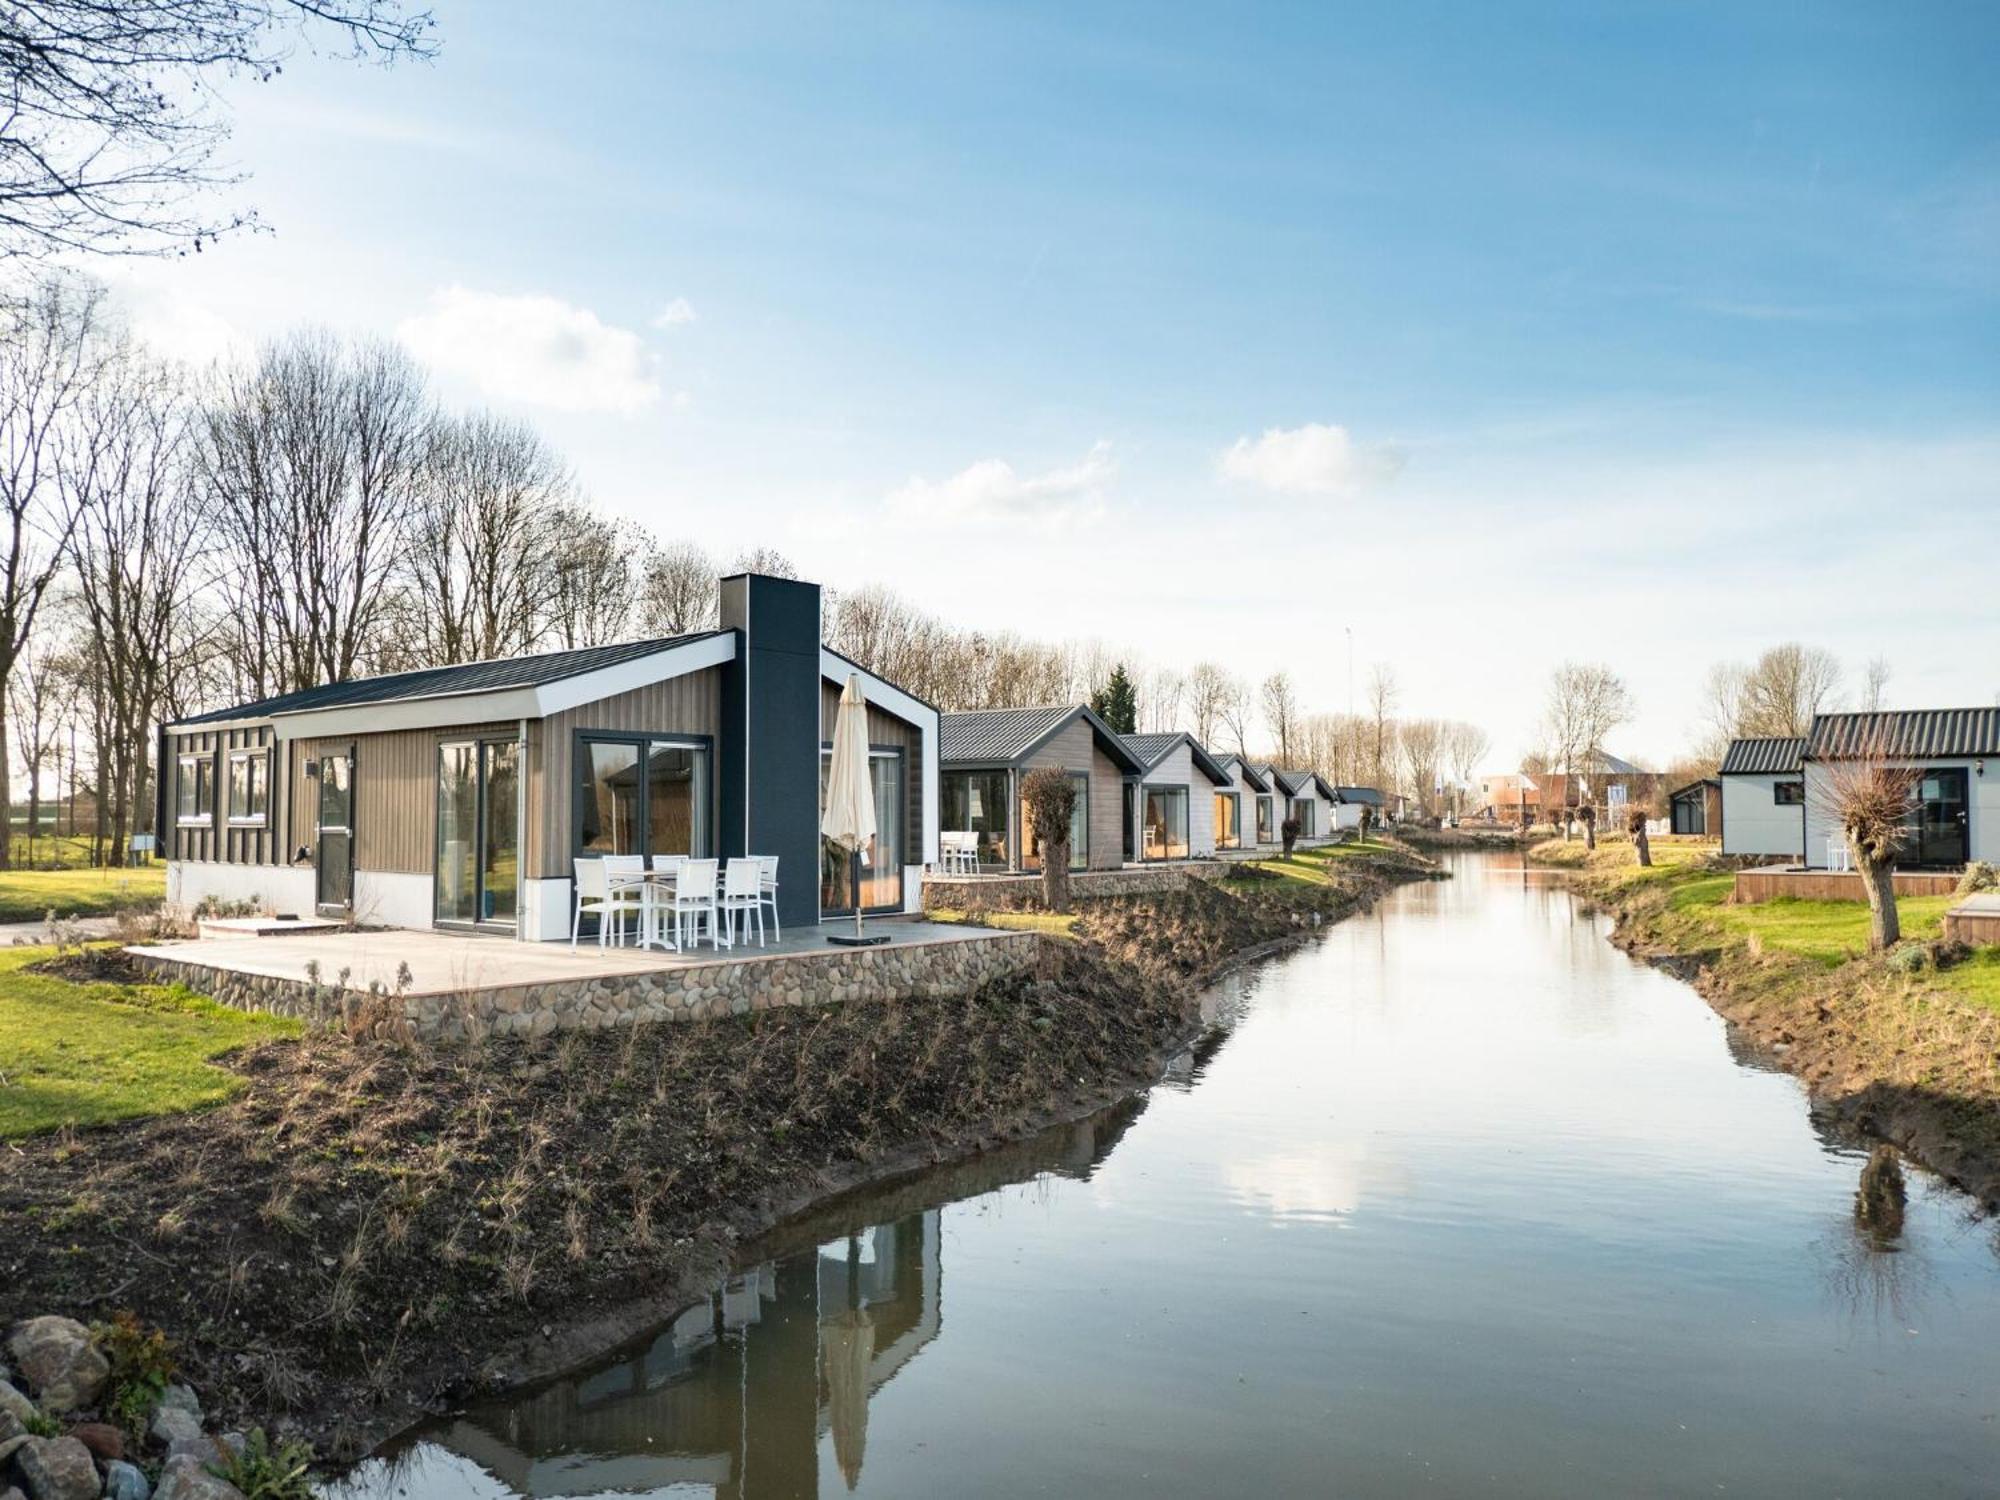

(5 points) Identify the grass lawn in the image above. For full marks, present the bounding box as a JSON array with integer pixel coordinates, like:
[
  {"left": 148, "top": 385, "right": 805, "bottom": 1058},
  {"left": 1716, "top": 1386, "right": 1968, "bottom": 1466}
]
[
  {"left": 0, "top": 863, "right": 165, "bottom": 923},
  {"left": 0, "top": 946, "right": 298, "bottom": 1137},
  {"left": 1936, "top": 946, "right": 2000, "bottom": 1013},
  {"left": 1229, "top": 840, "right": 1401, "bottom": 890},
  {"left": 926, "top": 907, "right": 1080, "bottom": 936}
]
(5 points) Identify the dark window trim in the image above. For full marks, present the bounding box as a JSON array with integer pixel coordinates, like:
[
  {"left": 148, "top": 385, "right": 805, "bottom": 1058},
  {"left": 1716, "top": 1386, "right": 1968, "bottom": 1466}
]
[
  {"left": 1141, "top": 781, "right": 1192, "bottom": 862},
  {"left": 570, "top": 728, "right": 716, "bottom": 861},
  {"left": 176, "top": 751, "right": 217, "bottom": 827},
  {"left": 1773, "top": 780, "right": 1804, "bottom": 806},
  {"left": 1215, "top": 789, "right": 1242, "bottom": 850},
  {"left": 435, "top": 735, "right": 522, "bottom": 930}
]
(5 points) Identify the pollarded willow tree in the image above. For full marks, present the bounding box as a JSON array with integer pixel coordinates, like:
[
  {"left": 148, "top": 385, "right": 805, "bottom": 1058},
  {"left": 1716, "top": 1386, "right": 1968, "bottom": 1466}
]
[
  {"left": 1020, "top": 766, "right": 1077, "bottom": 913},
  {"left": 1824, "top": 731, "right": 1919, "bottom": 952}
]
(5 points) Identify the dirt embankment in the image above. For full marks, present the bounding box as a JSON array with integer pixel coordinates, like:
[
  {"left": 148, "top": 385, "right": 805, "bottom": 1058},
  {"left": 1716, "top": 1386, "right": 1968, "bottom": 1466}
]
[
  {"left": 0, "top": 862, "right": 1430, "bottom": 1461},
  {"left": 1543, "top": 852, "right": 2000, "bottom": 1212}
]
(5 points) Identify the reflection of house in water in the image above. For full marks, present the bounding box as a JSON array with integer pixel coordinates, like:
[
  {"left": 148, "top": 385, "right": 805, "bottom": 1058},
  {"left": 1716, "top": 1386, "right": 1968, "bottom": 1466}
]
[
  {"left": 370, "top": 1100, "right": 1147, "bottom": 1500},
  {"left": 431, "top": 1211, "right": 940, "bottom": 1498}
]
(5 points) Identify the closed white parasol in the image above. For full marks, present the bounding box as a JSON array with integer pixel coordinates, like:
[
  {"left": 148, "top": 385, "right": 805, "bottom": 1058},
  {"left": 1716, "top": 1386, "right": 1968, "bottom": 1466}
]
[{"left": 821, "top": 672, "right": 884, "bottom": 944}]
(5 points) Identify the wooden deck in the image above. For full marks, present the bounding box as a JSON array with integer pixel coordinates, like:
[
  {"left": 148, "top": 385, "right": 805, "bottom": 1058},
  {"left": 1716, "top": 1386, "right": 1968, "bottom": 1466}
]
[
  {"left": 1944, "top": 894, "right": 2000, "bottom": 946},
  {"left": 1732, "top": 867, "right": 1963, "bottom": 904}
]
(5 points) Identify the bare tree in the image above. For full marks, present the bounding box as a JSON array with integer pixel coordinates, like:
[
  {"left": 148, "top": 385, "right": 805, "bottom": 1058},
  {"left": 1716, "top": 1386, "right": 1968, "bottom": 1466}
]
[
  {"left": 200, "top": 330, "right": 429, "bottom": 696},
  {"left": 1443, "top": 720, "right": 1490, "bottom": 815},
  {"left": 637, "top": 540, "right": 718, "bottom": 636},
  {"left": 1540, "top": 661, "right": 1634, "bottom": 837},
  {"left": 1259, "top": 672, "right": 1298, "bottom": 765},
  {"left": 543, "top": 505, "right": 637, "bottom": 648},
  {"left": 64, "top": 342, "right": 203, "bottom": 864},
  {"left": 728, "top": 547, "right": 797, "bottom": 579},
  {"left": 1140, "top": 666, "right": 1185, "bottom": 734},
  {"left": 1185, "top": 661, "right": 1236, "bottom": 746},
  {"left": 1217, "top": 677, "right": 1253, "bottom": 756},
  {"left": 1825, "top": 736, "right": 1919, "bottom": 952},
  {"left": 1695, "top": 660, "right": 1747, "bottom": 765},
  {"left": 403, "top": 411, "right": 575, "bottom": 664},
  {"left": 7, "top": 623, "right": 71, "bottom": 861},
  {"left": 1859, "top": 656, "right": 1892, "bottom": 713},
  {"left": 0, "top": 0, "right": 436, "bottom": 259},
  {"left": 1399, "top": 718, "right": 1445, "bottom": 818},
  {"left": 1366, "top": 664, "right": 1398, "bottom": 790},
  {"left": 1739, "top": 642, "right": 1842, "bottom": 738},
  {"left": 0, "top": 276, "right": 114, "bottom": 866}
]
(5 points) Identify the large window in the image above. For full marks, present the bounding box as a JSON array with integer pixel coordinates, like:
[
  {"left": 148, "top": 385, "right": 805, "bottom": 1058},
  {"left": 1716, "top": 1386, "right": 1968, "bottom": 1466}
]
[
  {"left": 1255, "top": 794, "right": 1275, "bottom": 843},
  {"left": 1292, "top": 798, "right": 1318, "bottom": 837},
  {"left": 941, "top": 770, "right": 1011, "bottom": 869},
  {"left": 1024, "top": 771, "right": 1089, "bottom": 871},
  {"left": 176, "top": 753, "right": 215, "bottom": 826},
  {"left": 226, "top": 751, "right": 268, "bottom": 825},
  {"left": 822, "top": 748, "right": 905, "bottom": 913},
  {"left": 1215, "top": 792, "right": 1241, "bottom": 850},
  {"left": 575, "top": 734, "right": 711, "bottom": 859},
  {"left": 1143, "top": 785, "right": 1189, "bottom": 861}
]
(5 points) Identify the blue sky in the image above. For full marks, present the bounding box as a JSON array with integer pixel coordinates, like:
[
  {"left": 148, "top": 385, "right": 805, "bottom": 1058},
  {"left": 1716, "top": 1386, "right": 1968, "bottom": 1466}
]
[{"left": 104, "top": 1, "right": 2000, "bottom": 764}]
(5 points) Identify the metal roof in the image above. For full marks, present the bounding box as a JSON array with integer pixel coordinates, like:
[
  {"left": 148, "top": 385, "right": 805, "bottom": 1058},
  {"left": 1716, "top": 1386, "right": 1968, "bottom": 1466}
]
[
  {"left": 1668, "top": 778, "right": 1720, "bottom": 800},
  {"left": 1719, "top": 736, "right": 1806, "bottom": 775},
  {"left": 1270, "top": 768, "right": 1319, "bottom": 797},
  {"left": 170, "top": 631, "right": 732, "bottom": 726},
  {"left": 1806, "top": 708, "right": 2000, "bottom": 761},
  {"left": 1120, "top": 731, "right": 1231, "bottom": 786},
  {"left": 1333, "top": 785, "right": 1384, "bottom": 805},
  {"left": 939, "top": 705, "right": 1146, "bottom": 773},
  {"left": 1211, "top": 753, "right": 1270, "bottom": 793}
]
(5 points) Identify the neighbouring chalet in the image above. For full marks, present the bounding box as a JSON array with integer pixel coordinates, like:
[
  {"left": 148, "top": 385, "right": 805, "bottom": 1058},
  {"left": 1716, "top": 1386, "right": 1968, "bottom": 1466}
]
[
  {"left": 1331, "top": 785, "right": 1385, "bottom": 831},
  {"left": 938, "top": 705, "right": 1144, "bottom": 873},
  {"left": 1801, "top": 709, "right": 1997, "bottom": 870},
  {"left": 159, "top": 574, "right": 940, "bottom": 939},
  {"left": 1667, "top": 778, "right": 1723, "bottom": 837},
  {"left": 1209, "top": 752, "right": 1273, "bottom": 849},
  {"left": 1266, "top": 768, "right": 1338, "bottom": 841},
  {"left": 1719, "top": 736, "right": 1806, "bottom": 861},
  {"left": 1120, "top": 733, "right": 1234, "bottom": 860}
]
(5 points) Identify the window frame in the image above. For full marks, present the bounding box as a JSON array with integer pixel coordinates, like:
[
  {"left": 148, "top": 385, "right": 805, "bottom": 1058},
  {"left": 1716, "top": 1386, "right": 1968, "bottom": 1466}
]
[
  {"left": 1773, "top": 780, "right": 1804, "bottom": 806},
  {"left": 225, "top": 749, "right": 269, "bottom": 826},
  {"left": 176, "top": 752, "right": 216, "bottom": 827},
  {"left": 570, "top": 729, "right": 714, "bottom": 861}
]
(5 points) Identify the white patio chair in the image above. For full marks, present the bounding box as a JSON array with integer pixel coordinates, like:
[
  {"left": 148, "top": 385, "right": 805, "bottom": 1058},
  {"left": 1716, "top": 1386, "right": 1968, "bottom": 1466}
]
[
  {"left": 571, "top": 858, "right": 612, "bottom": 949},
  {"left": 755, "top": 855, "right": 781, "bottom": 941},
  {"left": 719, "top": 859, "right": 764, "bottom": 949},
  {"left": 671, "top": 858, "right": 719, "bottom": 951},
  {"left": 1826, "top": 837, "right": 1852, "bottom": 873},
  {"left": 602, "top": 854, "right": 647, "bottom": 946}
]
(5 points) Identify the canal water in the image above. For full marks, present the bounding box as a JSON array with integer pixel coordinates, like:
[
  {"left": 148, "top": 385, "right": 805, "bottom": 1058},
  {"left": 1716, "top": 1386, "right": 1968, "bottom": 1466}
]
[{"left": 339, "top": 854, "right": 2000, "bottom": 1498}]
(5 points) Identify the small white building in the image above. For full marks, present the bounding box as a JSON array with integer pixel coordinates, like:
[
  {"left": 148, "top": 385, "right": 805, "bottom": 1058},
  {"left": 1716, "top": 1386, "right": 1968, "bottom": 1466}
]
[
  {"left": 1121, "top": 732, "right": 1233, "bottom": 859},
  {"left": 1719, "top": 736, "right": 1807, "bottom": 861},
  {"left": 1331, "top": 785, "right": 1385, "bottom": 831},
  {"left": 1270, "top": 768, "right": 1336, "bottom": 842}
]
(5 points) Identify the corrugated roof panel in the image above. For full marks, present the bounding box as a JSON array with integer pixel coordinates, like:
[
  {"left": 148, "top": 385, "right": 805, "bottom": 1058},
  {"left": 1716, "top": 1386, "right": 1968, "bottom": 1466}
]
[
  {"left": 1807, "top": 709, "right": 2000, "bottom": 760},
  {"left": 1720, "top": 737, "right": 1806, "bottom": 775},
  {"left": 938, "top": 706, "right": 1078, "bottom": 764}
]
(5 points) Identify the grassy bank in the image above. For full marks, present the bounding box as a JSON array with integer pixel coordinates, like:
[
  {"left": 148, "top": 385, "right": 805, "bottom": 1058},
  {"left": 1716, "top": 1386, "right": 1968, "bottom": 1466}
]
[
  {"left": 1529, "top": 837, "right": 2000, "bottom": 1204},
  {"left": 0, "top": 862, "right": 1431, "bottom": 1458},
  {"left": 0, "top": 948, "right": 299, "bottom": 1136},
  {"left": 0, "top": 862, "right": 164, "bottom": 922}
]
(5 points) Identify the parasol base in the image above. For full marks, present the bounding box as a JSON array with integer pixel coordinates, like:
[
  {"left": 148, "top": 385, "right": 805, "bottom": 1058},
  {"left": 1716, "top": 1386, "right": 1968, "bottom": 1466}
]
[{"left": 827, "top": 934, "right": 891, "bottom": 947}]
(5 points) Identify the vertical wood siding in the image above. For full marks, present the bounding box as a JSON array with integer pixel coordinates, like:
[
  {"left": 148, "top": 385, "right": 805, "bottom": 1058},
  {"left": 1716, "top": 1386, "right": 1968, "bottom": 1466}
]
[
  {"left": 166, "top": 725, "right": 278, "bottom": 865},
  {"left": 1021, "top": 719, "right": 1126, "bottom": 870}
]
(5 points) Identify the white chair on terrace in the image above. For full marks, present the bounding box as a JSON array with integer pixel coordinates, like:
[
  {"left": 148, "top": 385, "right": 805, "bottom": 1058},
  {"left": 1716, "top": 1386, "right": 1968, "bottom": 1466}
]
[
  {"left": 602, "top": 854, "right": 648, "bottom": 946},
  {"left": 651, "top": 852, "right": 687, "bottom": 878},
  {"left": 670, "top": 858, "right": 719, "bottom": 951},
  {"left": 571, "top": 858, "right": 611, "bottom": 949},
  {"left": 1826, "top": 837, "right": 1852, "bottom": 873},
  {"left": 755, "top": 856, "right": 781, "bottom": 941},
  {"left": 719, "top": 859, "right": 764, "bottom": 949}
]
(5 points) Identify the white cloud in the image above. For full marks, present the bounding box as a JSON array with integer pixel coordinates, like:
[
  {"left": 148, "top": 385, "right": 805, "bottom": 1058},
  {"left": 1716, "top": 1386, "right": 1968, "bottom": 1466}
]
[
  {"left": 397, "top": 286, "right": 659, "bottom": 414},
  {"left": 886, "top": 440, "right": 1115, "bottom": 524},
  {"left": 1218, "top": 422, "right": 1401, "bottom": 497},
  {"left": 652, "top": 297, "right": 698, "bottom": 329}
]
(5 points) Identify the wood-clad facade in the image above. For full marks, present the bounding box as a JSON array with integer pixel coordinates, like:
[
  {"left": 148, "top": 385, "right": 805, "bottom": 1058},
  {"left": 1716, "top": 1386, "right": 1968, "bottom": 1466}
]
[{"left": 1019, "top": 718, "right": 1127, "bottom": 872}]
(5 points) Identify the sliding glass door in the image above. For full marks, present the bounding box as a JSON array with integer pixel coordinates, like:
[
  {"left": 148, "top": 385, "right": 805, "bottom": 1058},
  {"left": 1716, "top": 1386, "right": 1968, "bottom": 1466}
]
[
  {"left": 1215, "top": 792, "right": 1241, "bottom": 850},
  {"left": 941, "top": 770, "right": 1011, "bottom": 869},
  {"left": 436, "top": 739, "right": 519, "bottom": 928},
  {"left": 1023, "top": 771, "right": 1089, "bottom": 871},
  {"left": 1143, "top": 786, "right": 1189, "bottom": 861},
  {"left": 822, "top": 749, "right": 905, "bottom": 914}
]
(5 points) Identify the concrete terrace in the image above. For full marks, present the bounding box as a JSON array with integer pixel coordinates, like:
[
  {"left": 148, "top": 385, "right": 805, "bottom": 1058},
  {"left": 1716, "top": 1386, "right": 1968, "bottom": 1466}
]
[{"left": 128, "top": 919, "right": 994, "bottom": 998}]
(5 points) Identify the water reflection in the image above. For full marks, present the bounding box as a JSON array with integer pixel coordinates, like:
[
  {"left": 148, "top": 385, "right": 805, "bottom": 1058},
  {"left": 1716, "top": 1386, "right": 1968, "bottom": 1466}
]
[{"left": 344, "top": 852, "right": 2000, "bottom": 1499}]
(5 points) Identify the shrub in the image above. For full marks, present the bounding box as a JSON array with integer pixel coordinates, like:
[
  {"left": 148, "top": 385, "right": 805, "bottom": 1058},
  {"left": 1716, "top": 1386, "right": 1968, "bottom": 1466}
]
[
  {"left": 91, "top": 1311, "right": 177, "bottom": 1429},
  {"left": 1020, "top": 767, "right": 1078, "bottom": 914},
  {"left": 1958, "top": 861, "right": 1997, "bottom": 896},
  {"left": 1281, "top": 817, "right": 1301, "bottom": 857},
  {"left": 208, "top": 1428, "right": 316, "bottom": 1500}
]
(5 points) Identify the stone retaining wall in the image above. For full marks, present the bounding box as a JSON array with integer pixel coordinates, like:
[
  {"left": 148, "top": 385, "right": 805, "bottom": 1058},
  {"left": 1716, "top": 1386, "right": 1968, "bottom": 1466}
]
[
  {"left": 130, "top": 931, "right": 1043, "bottom": 1043},
  {"left": 923, "top": 861, "right": 1229, "bottom": 910}
]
